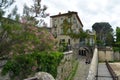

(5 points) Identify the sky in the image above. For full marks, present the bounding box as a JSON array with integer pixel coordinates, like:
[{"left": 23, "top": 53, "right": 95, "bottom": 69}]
[{"left": 6, "top": 0, "right": 120, "bottom": 30}]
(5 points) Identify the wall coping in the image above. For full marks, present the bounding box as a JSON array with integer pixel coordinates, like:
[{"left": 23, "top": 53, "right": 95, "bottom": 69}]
[
  {"left": 24, "top": 77, "right": 38, "bottom": 80},
  {"left": 87, "top": 48, "right": 98, "bottom": 80},
  {"left": 63, "top": 51, "right": 73, "bottom": 55}
]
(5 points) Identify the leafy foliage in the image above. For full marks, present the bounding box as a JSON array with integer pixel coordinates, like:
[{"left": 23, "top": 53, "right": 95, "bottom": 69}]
[
  {"left": 0, "top": 0, "right": 15, "bottom": 19},
  {"left": 113, "top": 27, "right": 120, "bottom": 52},
  {"left": 92, "top": 22, "right": 114, "bottom": 46},
  {"left": 2, "top": 51, "right": 64, "bottom": 80},
  {"left": 22, "top": 0, "right": 49, "bottom": 26},
  {"left": 68, "top": 30, "right": 88, "bottom": 39},
  {"left": 2, "top": 55, "right": 36, "bottom": 80},
  {"left": 61, "top": 18, "right": 88, "bottom": 39},
  {"left": 0, "top": 0, "right": 14, "bottom": 9},
  {"left": 61, "top": 19, "right": 72, "bottom": 35},
  {"left": 0, "top": 18, "right": 56, "bottom": 56},
  {"left": 0, "top": 18, "right": 22, "bottom": 56},
  {"left": 59, "top": 42, "right": 68, "bottom": 52}
]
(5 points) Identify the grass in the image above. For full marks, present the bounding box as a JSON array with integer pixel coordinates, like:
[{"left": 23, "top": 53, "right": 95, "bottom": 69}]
[{"left": 65, "top": 60, "right": 79, "bottom": 80}]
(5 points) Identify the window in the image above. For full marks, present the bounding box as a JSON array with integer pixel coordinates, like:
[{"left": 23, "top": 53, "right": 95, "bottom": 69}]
[
  {"left": 60, "top": 39, "right": 65, "bottom": 43},
  {"left": 53, "top": 19, "right": 57, "bottom": 24},
  {"left": 73, "top": 17, "right": 77, "bottom": 23},
  {"left": 76, "top": 24, "right": 78, "bottom": 28},
  {"left": 60, "top": 18, "right": 63, "bottom": 24},
  {"left": 68, "top": 39, "right": 71, "bottom": 44},
  {"left": 61, "top": 28, "right": 63, "bottom": 34},
  {"left": 73, "top": 29, "right": 76, "bottom": 33},
  {"left": 61, "top": 18, "right": 63, "bottom": 20},
  {"left": 54, "top": 27, "right": 57, "bottom": 31},
  {"left": 60, "top": 39, "right": 65, "bottom": 44},
  {"left": 67, "top": 29, "right": 71, "bottom": 33},
  {"left": 68, "top": 18, "right": 70, "bottom": 22},
  {"left": 53, "top": 24, "right": 57, "bottom": 28},
  {"left": 53, "top": 32, "right": 57, "bottom": 38}
]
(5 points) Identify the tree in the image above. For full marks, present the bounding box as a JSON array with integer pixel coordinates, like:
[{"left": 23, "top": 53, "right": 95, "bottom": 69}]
[
  {"left": 0, "top": 0, "right": 15, "bottom": 18},
  {"left": 22, "top": 0, "right": 49, "bottom": 26},
  {"left": 0, "top": 18, "right": 56, "bottom": 57},
  {"left": 116, "top": 27, "right": 120, "bottom": 42},
  {"left": 113, "top": 27, "right": 120, "bottom": 52},
  {"left": 105, "top": 32, "right": 114, "bottom": 46},
  {"left": 0, "top": 0, "right": 54, "bottom": 56},
  {"left": 92, "top": 22, "right": 114, "bottom": 46}
]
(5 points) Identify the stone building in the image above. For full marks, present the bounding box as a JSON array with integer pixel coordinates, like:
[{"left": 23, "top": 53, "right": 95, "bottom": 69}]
[
  {"left": 50, "top": 11, "right": 83, "bottom": 48},
  {"left": 85, "top": 30, "right": 96, "bottom": 46}
]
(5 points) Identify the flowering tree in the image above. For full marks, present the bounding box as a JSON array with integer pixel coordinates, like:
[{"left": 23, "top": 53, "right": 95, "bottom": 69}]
[{"left": 10, "top": 25, "right": 56, "bottom": 55}]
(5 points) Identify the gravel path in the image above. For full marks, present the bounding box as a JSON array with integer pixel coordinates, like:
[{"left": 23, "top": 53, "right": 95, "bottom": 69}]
[{"left": 73, "top": 56, "right": 90, "bottom": 80}]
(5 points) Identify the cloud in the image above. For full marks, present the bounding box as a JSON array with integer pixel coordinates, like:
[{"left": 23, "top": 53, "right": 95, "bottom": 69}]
[{"left": 7, "top": 0, "right": 120, "bottom": 30}]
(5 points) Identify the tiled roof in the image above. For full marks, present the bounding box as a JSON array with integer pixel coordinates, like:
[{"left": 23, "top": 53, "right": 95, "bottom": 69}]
[{"left": 50, "top": 11, "right": 83, "bottom": 27}]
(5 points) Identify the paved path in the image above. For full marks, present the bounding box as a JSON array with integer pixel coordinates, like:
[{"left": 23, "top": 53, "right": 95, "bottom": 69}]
[
  {"left": 73, "top": 56, "right": 90, "bottom": 80},
  {"left": 97, "top": 63, "right": 112, "bottom": 80}
]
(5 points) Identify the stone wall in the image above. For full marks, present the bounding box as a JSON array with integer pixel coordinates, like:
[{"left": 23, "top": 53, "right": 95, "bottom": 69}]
[
  {"left": 113, "top": 52, "right": 120, "bottom": 61},
  {"left": 87, "top": 48, "right": 98, "bottom": 80},
  {"left": 98, "top": 50, "right": 114, "bottom": 61},
  {"left": 56, "top": 51, "right": 74, "bottom": 80}
]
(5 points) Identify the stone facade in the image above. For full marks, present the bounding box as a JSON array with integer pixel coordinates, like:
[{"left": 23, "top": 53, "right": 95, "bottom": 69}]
[
  {"left": 85, "top": 30, "right": 96, "bottom": 46},
  {"left": 50, "top": 11, "right": 83, "bottom": 47},
  {"left": 56, "top": 51, "right": 74, "bottom": 80}
]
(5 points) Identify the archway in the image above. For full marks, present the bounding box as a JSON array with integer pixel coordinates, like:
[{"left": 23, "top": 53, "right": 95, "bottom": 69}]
[{"left": 79, "top": 47, "right": 90, "bottom": 56}]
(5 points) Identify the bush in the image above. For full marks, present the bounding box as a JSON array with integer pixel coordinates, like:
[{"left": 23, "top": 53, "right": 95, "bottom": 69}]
[
  {"left": 59, "top": 42, "right": 68, "bottom": 52},
  {"left": 2, "top": 51, "right": 63, "bottom": 80}
]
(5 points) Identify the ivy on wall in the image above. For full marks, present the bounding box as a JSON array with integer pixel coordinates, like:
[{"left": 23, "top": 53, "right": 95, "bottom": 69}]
[{"left": 61, "top": 17, "right": 88, "bottom": 39}]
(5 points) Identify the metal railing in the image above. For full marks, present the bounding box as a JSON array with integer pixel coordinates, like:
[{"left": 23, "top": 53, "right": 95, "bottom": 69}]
[{"left": 105, "top": 61, "right": 118, "bottom": 80}]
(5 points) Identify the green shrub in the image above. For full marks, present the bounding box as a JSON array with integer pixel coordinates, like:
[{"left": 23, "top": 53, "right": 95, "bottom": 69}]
[
  {"left": 2, "top": 54, "right": 36, "bottom": 80},
  {"left": 2, "top": 51, "right": 63, "bottom": 80},
  {"left": 59, "top": 42, "right": 68, "bottom": 52}
]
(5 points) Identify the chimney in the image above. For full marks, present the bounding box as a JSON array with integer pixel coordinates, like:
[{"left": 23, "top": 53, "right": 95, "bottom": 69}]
[
  {"left": 68, "top": 11, "right": 71, "bottom": 13},
  {"left": 59, "top": 12, "right": 61, "bottom": 15}
]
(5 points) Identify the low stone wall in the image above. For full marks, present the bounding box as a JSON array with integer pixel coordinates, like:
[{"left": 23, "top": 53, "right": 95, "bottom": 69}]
[
  {"left": 56, "top": 51, "right": 74, "bottom": 80},
  {"left": 87, "top": 48, "right": 98, "bottom": 80},
  {"left": 98, "top": 50, "right": 114, "bottom": 61},
  {"left": 113, "top": 52, "right": 120, "bottom": 61}
]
